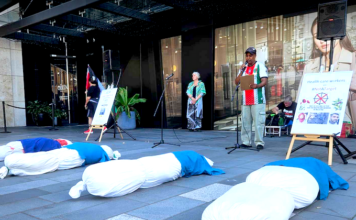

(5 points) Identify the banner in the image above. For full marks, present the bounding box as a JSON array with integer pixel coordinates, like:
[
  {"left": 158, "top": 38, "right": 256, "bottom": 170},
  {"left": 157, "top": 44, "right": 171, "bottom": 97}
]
[
  {"left": 92, "top": 88, "right": 117, "bottom": 126},
  {"left": 291, "top": 72, "right": 353, "bottom": 135}
]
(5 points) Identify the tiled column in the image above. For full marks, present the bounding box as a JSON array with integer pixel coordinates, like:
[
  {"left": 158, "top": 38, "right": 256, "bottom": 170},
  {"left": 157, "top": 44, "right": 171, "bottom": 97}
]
[{"left": 0, "top": 38, "right": 26, "bottom": 127}]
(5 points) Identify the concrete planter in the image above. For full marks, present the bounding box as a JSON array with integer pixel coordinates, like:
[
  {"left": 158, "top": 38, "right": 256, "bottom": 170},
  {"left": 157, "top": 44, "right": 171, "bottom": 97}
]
[{"left": 117, "top": 111, "right": 136, "bottom": 129}]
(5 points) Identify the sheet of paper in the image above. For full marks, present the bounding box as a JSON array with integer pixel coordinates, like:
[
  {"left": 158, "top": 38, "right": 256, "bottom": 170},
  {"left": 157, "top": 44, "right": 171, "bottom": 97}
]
[{"left": 240, "top": 75, "right": 254, "bottom": 91}]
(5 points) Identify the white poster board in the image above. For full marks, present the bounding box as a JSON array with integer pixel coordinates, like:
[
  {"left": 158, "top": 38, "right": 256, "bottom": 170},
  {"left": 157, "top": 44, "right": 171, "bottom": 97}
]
[
  {"left": 92, "top": 88, "right": 117, "bottom": 126},
  {"left": 291, "top": 71, "right": 353, "bottom": 135}
]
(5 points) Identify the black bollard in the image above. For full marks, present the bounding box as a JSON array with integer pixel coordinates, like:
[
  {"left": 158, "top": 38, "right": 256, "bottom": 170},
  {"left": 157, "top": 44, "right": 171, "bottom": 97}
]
[
  {"left": 49, "top": 102, "right": 58, "bottom": 131},
  {"left": 1, "top": 101, "right": 11, "bottom": 133}
]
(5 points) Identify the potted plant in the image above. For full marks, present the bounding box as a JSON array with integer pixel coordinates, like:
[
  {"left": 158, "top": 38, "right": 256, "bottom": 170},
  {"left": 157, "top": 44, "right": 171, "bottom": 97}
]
[
  {"left": 115, "top": 87, "right": 146, "bottom": 129},
  {"left": 46, "top": 108, "right": 68, "bottom": 126},
  {"left": 27, "top": 101, "right": 49, "bottom": 126}
]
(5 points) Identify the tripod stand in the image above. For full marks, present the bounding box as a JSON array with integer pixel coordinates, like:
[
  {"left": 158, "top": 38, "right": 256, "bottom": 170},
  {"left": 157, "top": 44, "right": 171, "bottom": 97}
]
[
  {"left": 95, "top": 69, "right": 136, "bottom": 141},
  {"left": 152, "top": 78, "right": 180, "bottom": 148},
  {"left": 226, "top": 84, "right": 259, "bottom": 154}
]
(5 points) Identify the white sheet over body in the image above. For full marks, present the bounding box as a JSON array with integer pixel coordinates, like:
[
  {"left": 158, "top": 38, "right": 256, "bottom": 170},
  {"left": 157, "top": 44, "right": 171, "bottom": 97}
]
[
  {"left": 138, "top": 153, "right": 182, "bottom": 188},
  {"left": 5, "top": 151, "right": 59, "bottom": 176},
  {"left": 202, "top": 182, "right": 295, "bottom": 220},
  {"left": 1, "top": 148, "right": 84, "bottom": 178},
  {"left": 246, "top": 166, "right": 319, "bottom": 209},
  {"left": 69, "top": 153, "right": 217, "bottom": 199},
  {"left": 70, "top": 160, "right": 146, "bottom": 198},
  {"left": 47, "top": 148, "right": 84, "bottom": 170},
  {"left": 0, "top": 141, "right": 24, "bottom": 161}
]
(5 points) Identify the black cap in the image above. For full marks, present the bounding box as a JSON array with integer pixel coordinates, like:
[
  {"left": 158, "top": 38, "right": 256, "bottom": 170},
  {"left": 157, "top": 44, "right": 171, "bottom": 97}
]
[{"left": 245, "top": 47, "right": 257, "bottom": 55}]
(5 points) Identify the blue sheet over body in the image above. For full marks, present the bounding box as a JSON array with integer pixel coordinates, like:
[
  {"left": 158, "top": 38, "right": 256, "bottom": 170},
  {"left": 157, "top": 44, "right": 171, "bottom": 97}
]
[
  {"left": 20, "top": 138, "right": 61, "bottom": 153},
  {"left": 66, "top": 143, "right": 110, "bottom": 166},
  {"left": 266, "top": 157, "right": 349, "bottom": 200},
  {"left": 172, "top": 151, "right": 225, "bottom": 177}
]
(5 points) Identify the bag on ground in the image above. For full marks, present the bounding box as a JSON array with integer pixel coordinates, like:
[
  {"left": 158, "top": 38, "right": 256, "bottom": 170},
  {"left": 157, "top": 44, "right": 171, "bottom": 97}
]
[{"left": 202, "top": 182, "right": 295, "bottom": 220}]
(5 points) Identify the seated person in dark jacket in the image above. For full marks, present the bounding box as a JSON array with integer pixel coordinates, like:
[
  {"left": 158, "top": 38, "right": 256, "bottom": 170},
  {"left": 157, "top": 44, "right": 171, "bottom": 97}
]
[{"left": 272, "top": 95, "right": 297, "bottom": 133}]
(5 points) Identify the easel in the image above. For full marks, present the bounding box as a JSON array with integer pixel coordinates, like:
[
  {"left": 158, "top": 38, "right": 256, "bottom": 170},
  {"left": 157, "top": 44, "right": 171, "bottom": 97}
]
[
  {"left": 88, "top": 69, "right": 136, "bottom": 142},
  {"left": 86, "top": 125, "right": 106, "bottom": 142},
  {"left": 95, "top": 112, "right": 136, "bottom": 142},
  {"left": 286, "top": 133, "right": 356, "bottom": 165}
]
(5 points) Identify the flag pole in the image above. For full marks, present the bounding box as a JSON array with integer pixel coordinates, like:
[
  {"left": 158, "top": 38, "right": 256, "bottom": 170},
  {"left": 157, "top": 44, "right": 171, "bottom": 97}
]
[{"left": 65, "top": 38, "right": 71, "bottom": 124}]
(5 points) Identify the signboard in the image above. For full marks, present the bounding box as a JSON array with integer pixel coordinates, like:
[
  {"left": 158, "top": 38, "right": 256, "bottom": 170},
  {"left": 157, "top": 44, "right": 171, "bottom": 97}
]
[
  {"left": 92, "top": 88, "right": 117, "bottom": 126},
  {"left": 291, "top": 71, "right": 353, "bottom": 135}
]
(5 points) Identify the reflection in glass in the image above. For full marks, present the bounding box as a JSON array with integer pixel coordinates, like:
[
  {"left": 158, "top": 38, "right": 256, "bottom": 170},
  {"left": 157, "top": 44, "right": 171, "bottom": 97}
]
[
  {"left": 50, "top": 59, "right": 78, "bottom": 124},
  {"left": 161, "top": 36, "right": 182, "bottom": 128},
  {"left": 214, "top": 15, "right": 306, "bottom": 130}
]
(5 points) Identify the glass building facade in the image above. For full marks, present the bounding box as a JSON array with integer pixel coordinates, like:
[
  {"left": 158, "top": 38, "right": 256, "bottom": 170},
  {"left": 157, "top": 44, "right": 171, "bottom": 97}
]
[
  {"left": 161, "top": 36, "right": 182, "bottom": 128},
  {"left": 162, "top": 6, "right": 356, "bottom": 130}
]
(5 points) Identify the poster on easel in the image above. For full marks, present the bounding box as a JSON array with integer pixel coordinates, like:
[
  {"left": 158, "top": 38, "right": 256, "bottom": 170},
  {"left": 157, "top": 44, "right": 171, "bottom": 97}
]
[
  {"left": 291, "top": 71, "right": 353, "bottom": 136},
  {"left": 92, "top": 88, "right": 118, "bottom": 126}
]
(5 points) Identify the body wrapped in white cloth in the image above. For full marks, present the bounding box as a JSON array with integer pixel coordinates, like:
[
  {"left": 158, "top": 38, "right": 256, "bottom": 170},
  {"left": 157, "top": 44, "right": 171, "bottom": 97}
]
[
  {"left": 0, "top": 144, "right": 120, "bottom": 179},
  {"left": 0, "top": 138, "right": 72, "bottom": 161},
  {"left": 202, "top": 182, "right": 295, "bottom": 220},
  {"left": 69, "top": 151, "right": 221, "bottom": 199}
]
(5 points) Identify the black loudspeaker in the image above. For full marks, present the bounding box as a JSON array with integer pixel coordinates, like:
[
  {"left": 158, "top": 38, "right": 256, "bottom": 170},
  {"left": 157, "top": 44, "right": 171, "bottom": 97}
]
[
  {"left": 317, "top": 1, "right": 347, "bottom": 40},
  {"left": 103, "top": 50, "right": 120, "bottom": 72}
]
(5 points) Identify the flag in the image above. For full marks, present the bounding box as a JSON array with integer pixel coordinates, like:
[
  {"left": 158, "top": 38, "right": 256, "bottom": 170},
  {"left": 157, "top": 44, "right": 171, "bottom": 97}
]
[{"left": 86, "top": 65, "right": 105, "bottom": 94}]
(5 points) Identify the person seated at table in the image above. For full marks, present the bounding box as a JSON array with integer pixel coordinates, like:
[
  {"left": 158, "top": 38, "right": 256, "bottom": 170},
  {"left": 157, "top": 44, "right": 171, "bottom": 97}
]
[
  {"left": 272, "top": 95, "right": 297, "bottom": 134},
  {"left": 0, "top": 137, "right": 72, "bottom": 161}
]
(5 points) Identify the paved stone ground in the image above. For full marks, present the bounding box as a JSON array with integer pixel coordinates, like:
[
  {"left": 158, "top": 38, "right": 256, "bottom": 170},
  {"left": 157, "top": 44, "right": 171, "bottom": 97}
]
[{"left": 0, "top": 126, "right": 356, "bottom": 220}]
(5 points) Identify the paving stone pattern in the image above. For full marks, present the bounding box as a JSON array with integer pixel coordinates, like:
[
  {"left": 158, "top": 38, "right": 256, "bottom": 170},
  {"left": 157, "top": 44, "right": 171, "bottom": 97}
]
[{"left": 0, "top": 126, "right": 355, "bottom": 219}]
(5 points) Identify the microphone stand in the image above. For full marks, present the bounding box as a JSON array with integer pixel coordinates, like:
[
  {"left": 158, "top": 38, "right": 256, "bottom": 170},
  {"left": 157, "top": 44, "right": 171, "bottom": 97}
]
[{"left": 152, "top": 74, "right": 180, "bottom": 148}]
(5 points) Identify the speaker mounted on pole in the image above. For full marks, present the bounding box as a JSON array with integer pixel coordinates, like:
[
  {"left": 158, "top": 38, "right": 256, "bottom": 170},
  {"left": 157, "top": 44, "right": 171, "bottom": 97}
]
[
  {"left": 317, "top": 1, "right": 347, "bottom": 41},
  {"left": 103, "top": 50, "right": 120, "bottom": 85},
  {"left": 103, "top": 50, "right": 120, "bottom": 72}
]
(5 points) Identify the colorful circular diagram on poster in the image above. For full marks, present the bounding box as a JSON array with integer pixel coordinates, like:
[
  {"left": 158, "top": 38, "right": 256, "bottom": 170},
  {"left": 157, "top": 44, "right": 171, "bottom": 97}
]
[{"left": 314, "top": 93, "right": 328, "bottom": 105}]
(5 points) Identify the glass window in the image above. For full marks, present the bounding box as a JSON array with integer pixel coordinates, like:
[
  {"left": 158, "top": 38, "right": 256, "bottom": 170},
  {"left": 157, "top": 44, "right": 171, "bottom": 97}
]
[
  {"left": 50, "top": 59, "right": 78, "bottom": 124},
  {"left": 161, "top": 36, "right": 182, "bottom": 128},
  {"left": 214, "top": 6, "right": 356, "bottom": 130}
]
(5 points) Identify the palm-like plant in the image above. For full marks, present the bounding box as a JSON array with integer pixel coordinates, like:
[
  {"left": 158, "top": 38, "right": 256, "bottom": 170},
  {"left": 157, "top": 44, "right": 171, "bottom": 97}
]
[{"left": 114, "top": 87, "right": 146, "bottom": 123}]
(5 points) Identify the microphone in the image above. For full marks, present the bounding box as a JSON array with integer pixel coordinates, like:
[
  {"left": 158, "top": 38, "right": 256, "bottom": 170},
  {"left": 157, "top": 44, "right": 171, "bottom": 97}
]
[
  {"left": 165, "top": 73, "right": 174, "bottom": 80},
  {"left": 238, "top": 61, "right": 248, "bottom": 76},
  {"left": 234, "top": 61, "right": 248, "bottom": 90}
]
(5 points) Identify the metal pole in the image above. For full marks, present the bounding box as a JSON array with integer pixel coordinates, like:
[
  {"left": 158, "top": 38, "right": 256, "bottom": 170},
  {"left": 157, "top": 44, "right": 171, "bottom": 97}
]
[
  {"left": 161, "top": 86, "right": 164, "bottom": 143},
  {"left": 1, "top": 101, "right": 11, "bottom": 133},
  {"left": 102, "top": 46, "right": 106, "bottom": 85},
  {"left": 65, "top": 39, "right": 71, "bottom": 124}
]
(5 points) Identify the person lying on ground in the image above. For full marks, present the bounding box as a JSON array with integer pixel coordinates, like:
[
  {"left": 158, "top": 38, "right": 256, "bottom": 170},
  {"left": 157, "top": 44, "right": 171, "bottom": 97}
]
[
  {"left": 0, "top": 142, "right": 120, "bottom": 179},
  {"left": 0, "top": 137, "right": 72, "bottom": 161},
  {"left": 69, "top": 150, "right": 224, "bottom": 198}
]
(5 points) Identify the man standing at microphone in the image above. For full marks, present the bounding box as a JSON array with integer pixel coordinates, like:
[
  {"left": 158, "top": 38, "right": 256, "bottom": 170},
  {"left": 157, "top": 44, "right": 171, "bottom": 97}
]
[{"left": 235, "top": 47, "right": 268, "bottom": 150}]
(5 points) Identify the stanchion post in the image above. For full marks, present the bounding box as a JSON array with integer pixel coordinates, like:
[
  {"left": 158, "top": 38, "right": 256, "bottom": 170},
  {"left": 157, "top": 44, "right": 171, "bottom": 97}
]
[
  {"left": 49, "top": 102, "right": 58, "bottom": 131},
  {"left": 1, "top": 101, "right": 11, "bottom": 133}
]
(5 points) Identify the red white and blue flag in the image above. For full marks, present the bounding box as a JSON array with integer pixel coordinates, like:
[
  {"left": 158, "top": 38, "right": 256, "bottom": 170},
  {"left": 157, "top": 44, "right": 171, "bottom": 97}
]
[{"left": 86, "top": 65, "right": 105, "bottom": 94}]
